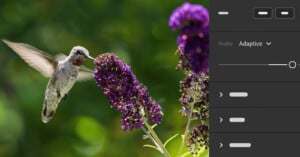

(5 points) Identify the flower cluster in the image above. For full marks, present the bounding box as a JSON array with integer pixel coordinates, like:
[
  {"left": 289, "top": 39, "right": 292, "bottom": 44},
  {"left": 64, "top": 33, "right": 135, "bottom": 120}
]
[
  {"left": 169, "top": 2, "right": 209, "bottom": 30},
  {"left": 170, "top": 2, "right": 210, "bottom": 153},
  {"left": 94, "top": 53, "right": 163, "bottom": 131},
  {"left": 179, "top": 71, "right": 209, "bottom": 122},
  {"left": 169, "top": 2, "right": 209, "bottom": 73},
  {"left": 180, "top": 71, "right": 209, "bottom": 151},
  {"left": 187, "top": 125, "right": 209, "bottom": 154}
]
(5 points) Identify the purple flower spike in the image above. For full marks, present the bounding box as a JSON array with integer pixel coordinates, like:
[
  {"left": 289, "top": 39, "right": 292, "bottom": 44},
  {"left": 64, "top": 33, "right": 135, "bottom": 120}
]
[
  {"left": 169, "top": 2, "right": 209, "bottom": 73},
  {"left": 146, "top": 100, "right": 163, "bottom": 124},
  {"left": 94, "top": 53, "right": 163, "bottom": 131},
  {"left": 121, "top": 104, "right": 144, "bottom": 131},
  {"left": 179, "top": 71, "right": 209, "bottom": 121},
  {"left": 187, "top": 125, "right": 209, "bottom": 154}
]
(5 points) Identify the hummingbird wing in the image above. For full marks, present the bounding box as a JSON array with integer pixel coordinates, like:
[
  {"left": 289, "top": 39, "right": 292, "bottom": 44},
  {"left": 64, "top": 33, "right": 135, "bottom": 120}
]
[
  {"left": 55, "top": 54, "right": 68, "bottom": 61},
  {"left": 2, "top": 39, "right": 56, "bottom": 78},
  {"left": 77, "top": 66, "right": 94, "bottom": 81}
]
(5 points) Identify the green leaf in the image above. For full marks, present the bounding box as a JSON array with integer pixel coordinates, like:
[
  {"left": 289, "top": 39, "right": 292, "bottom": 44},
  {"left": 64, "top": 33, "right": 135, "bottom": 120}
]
[
  {"left": 151, "top": 124, "right": 158, "bottom": 129},
  {"left": 143, "top": 144, "right": 162, "bottom": 153},
  {"left": 142, "top": 134, "right": 150, "bottom": 140},
  {"left": 164, "top": 134, "right": 179, "bottom": 147}
]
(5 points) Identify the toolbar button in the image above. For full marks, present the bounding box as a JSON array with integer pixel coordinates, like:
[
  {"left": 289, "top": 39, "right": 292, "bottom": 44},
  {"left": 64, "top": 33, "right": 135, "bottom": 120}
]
[
  {"left": 276, "top": 8, "right": 295, "bottom": 19},
  {"left": 218, "top": 11, "right": 229, "bottom": 16},
  {"left": 253, "top": 8, "right": 272, "bottom": 19}
]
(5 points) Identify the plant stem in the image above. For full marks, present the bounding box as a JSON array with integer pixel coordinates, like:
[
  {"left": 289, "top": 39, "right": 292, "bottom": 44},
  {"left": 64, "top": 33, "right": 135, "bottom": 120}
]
[
  {"left": 177, "top": 104, "right": 194, "bottom": 157},
  {"left": 143, "top": 117, "right": 171, "bottom": 157},
  {"left": 142, "top": 126, "right": 163, "bottom": 153}
]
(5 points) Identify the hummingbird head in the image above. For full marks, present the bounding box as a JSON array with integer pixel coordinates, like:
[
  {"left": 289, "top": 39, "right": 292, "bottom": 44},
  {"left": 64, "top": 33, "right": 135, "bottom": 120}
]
[{"left": 70, "top": 46, "right": 95, "bottom": 66}]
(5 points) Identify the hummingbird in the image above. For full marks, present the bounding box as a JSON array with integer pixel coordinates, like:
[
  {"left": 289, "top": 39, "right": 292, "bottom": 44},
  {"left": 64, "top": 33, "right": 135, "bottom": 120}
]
[{"left": 2, "top": 39, "right": 95, "bottom": 123}]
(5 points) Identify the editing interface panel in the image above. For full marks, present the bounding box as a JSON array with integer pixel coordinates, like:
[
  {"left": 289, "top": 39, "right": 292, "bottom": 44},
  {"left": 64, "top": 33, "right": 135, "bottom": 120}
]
[{"left": 210, "top": 0, "right": 300, "bottom": 156}]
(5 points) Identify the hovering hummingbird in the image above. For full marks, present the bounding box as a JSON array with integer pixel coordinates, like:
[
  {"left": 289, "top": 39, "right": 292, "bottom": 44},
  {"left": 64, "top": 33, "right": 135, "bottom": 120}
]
[{"left": 2, "top": 39, "right": 95, "bottom": 123}]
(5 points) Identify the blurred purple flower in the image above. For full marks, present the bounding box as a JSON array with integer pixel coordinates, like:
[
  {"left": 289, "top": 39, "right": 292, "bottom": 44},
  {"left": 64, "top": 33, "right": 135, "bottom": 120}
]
[
  {"left": 169, "top": 2, "right": 209, "bottom": 73},
  {"left": 94, "top": 53, "right": 163, "bottom": 131},
  {"left": 169, "top": 2, "right": 209, "bottom": 30}
]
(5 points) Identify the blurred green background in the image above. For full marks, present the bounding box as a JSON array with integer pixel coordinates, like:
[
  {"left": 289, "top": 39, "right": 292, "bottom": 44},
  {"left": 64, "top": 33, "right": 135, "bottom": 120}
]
[{"left": 0, "top": 0, "right": 208, "bottom": 157}]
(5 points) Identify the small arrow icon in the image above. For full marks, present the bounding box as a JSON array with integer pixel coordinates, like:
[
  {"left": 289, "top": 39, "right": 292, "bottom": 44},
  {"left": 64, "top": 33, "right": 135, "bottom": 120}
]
[
  {"left": 219, "top": 92, "right": 223, "bottom": 98},
  {"left": 266, "top": 42, "right": 272, "bottom": 46},
  {"left": 219, "top": 117, "right": 223, "bottom": 123},
  {"left": 219, "top": 142, "right": 223, "bottom": 148}
]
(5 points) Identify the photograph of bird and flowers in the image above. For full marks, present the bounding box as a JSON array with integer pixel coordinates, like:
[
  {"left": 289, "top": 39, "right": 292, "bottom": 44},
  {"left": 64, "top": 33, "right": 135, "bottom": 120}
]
[{"left": 0, "top": 0, "right": 209, "bottom": 157}]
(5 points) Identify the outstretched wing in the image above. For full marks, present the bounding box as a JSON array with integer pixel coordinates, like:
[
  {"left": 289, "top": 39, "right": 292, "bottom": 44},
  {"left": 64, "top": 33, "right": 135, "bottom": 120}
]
[
  {"left": 78, "top": 66, "right": 94, "bottom": 81},
  {"left": 2, "top": 39, "right": 57, "bottom": 78}
]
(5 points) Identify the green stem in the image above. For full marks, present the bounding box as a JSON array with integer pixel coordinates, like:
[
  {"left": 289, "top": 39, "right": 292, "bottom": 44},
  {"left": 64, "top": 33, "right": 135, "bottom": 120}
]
[
  {"left": 142, "top": 126, "right": 162, "bottom": 153},
  {"left": 177, "top": 104, "right": 194, "bottom": 157},
  {"left": 143, "top": 117, "right": 171, "bottom": 157}
]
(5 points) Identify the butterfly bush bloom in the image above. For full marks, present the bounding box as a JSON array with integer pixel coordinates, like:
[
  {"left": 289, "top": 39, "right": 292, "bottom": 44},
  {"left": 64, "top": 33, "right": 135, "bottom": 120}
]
[
  {"left": 179, "top": 71, "right": 209, "bottom": 122},
  {"left": 169, "top": 2, "right": 209, "bottom": 73},
  {"left": 180, "top": 69, "right": 210, "bottom": 152},
  {"left": 187, "top": 125, "right": 209, "bottom": 154},
  {"left": 94, "top": 53, "right": 163, "bottom": 131},
  {"left": 170, "top": 2, "right": 210, "bottom": 152}
]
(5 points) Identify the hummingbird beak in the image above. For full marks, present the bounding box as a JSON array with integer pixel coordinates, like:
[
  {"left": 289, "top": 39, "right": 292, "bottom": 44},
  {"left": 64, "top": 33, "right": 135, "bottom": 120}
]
[{"left": 87, "top": 55, "right": 96, "bottom": 61}]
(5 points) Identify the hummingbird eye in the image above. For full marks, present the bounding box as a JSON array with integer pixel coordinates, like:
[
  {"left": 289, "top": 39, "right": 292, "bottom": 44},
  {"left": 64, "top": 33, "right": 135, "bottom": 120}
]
[{"left": 75, "top": 50, "right": 83, "bottom": 55}]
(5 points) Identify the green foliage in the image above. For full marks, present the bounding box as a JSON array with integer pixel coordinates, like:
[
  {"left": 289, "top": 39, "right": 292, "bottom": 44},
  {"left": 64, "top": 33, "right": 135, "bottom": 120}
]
[{"left": 0, "top": 0, "right": 208, "bottom": 157}]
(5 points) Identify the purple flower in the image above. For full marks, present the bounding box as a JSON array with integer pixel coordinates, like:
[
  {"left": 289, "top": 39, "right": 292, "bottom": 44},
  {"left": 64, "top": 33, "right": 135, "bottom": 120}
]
[
  {"left": 169, "top": 2, "right": 209, "bottom": 30},
  {"left": 121, "top": 104, "right": 144, "bottom": 130},
  {"left": 146, "top": 100, "right": 163, "bottom": 124},
  {"left": 170, "top": 2, "right": 210, "bottom": 152},
  {"left": 94, "top": 53, "right": 163, "bottom": 131},
  {"left": 169, "top": 2, "right": 209, "bottom": 73},
  {"left": 187, "top": 125, "right": 209, "bottom": 154},
  {"left": 179, "top": 71, "right": 209, "bottom": 152},
  {"left": 179, "top": 71, "right": 209, "bottom": 121}
]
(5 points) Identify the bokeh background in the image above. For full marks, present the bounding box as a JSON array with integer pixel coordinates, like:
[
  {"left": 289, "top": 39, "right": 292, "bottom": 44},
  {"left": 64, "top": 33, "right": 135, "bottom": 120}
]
[{"left": 0, "top": 0, "right": 209, "bottom": 157}]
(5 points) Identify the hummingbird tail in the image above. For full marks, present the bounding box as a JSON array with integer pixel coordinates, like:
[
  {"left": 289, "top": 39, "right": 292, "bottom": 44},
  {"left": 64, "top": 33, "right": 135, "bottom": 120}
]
[{"left": 41, "top": 99, "right": 56, "bottom": 123}]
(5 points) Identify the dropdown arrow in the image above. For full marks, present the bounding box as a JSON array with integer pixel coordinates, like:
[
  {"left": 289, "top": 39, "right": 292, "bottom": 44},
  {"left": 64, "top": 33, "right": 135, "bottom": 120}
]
[{"left": 266, "top": 42, "right": 272, "bottom": 46}]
